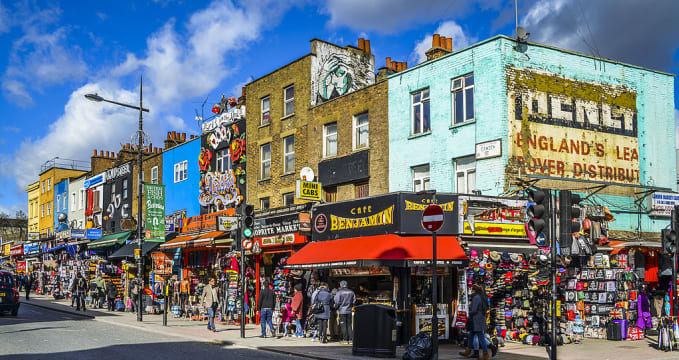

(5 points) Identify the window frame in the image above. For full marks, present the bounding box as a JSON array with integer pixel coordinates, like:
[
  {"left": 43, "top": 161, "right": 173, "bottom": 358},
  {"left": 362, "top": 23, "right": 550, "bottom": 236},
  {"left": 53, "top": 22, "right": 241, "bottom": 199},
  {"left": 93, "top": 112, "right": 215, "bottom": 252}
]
[
  {"left": 324, "top": 186, "right": 337, "bottom": 203},
  {"left": 353, "top": 112, "right": 369, "bottom": 150},
  {"left": 47, "top": 178, "right": 51, "bottom": 191},
  {"left": 323, "top": 122, "right": 338, "bottom": 158},
  {"left": 151, "top": 166, "right": 158, "bottom": 184},
  {"left": 71, "top": 192, "right": 76, "bottom": 211},
  {"left": 260, "top": 143, "right": 271, "bottom": 179},
  {"left": 260, "top": 197, "right": 270, "bottom": 210},
  {"left": 412, "top": 164, "right": 431, "bottom": 192},
  {"left": 57, "top": 194, "right": 61, "bottom": 211},
  {"left": 47, "top": 201, "right": 51, "bottom": 216},
  {"left": 123, "top": 179, "right": 128, "bottom": 200},
  {"left": 454, "top": 156, "right": 477, "bottom": 194},
  {"left": 79, "top": 189, "right": 86, "bottom": 209},
  {"left": 283, "top": 192, "right": 295, "bottom": 206},
  {"left": 41, "top": 204, "right": 45, "bottom": 218},
  {"left": 282, "top": 135, "right": 295, "bottom": 174},
  {"left": 284, "top": 85, "right": 294, "bottom": 116},
  {"left": 355, "top": 182, "right": 369, "bottom": 199},
  {"left": 451, "top": 73, "right": 475, "bottom": 125},
  {"left": 411, "top": 88, "right": 431, "bottom": 135},
  {"left": 216, "top": 149, "right": 231, "bottom": 173},
  {"left": 261, "top": 95, "right": 270, "bottom": 125},
  {"left": 174, "top": 160, "right": 188, "bottom": 183}
]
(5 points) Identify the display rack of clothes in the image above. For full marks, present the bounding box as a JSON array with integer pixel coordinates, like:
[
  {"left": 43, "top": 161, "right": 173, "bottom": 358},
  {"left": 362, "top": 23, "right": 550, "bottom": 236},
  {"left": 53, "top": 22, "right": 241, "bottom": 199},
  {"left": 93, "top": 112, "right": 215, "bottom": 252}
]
[{"left": 657, "top": 316, "right": 679, "bottom": 351}]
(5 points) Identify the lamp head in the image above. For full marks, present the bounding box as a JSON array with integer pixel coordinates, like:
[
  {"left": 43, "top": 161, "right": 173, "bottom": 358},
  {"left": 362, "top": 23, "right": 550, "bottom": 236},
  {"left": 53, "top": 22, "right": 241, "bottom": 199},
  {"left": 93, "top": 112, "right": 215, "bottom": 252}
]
[{"left": 84, "top": 93, "right": 104, "bottom": 102}]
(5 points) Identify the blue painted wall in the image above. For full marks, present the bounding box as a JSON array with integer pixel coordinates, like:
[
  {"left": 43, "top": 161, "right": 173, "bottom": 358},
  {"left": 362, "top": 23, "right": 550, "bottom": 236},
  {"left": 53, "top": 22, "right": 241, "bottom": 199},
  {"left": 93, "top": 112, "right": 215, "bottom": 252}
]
[
  {"left": 388, "top": 35, "right": 676, "bottom": 235},
  {"left": 54, "top": 178, "right": 69, "bottom": 232},
  {"left": 163, "top": 137, "right": 201, "bottom": 219}
]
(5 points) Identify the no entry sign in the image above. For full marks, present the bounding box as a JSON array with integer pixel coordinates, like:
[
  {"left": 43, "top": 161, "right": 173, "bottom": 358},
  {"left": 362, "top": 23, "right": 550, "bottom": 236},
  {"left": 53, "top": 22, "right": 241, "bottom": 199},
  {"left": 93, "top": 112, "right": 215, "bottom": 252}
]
[{"left": 422, "top": 204, "right": 444, "bottom": 232}]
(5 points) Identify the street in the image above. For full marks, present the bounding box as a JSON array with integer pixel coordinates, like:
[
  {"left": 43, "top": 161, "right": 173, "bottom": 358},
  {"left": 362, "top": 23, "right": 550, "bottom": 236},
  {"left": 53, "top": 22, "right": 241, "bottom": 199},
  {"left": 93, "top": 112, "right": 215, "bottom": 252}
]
[{"left": 0, "top": 303, "right": 305, "bottom": 360}]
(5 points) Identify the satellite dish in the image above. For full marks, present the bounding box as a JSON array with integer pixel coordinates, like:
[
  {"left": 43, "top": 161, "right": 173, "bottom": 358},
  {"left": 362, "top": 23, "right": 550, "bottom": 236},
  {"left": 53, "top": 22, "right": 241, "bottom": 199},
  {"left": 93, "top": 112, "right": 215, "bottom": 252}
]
[
  {"left": 516, "top": 26, "right": 530, "bottom": 42},
  {"left": 300, "top": 167, "right": 315, "bottom": 181}
]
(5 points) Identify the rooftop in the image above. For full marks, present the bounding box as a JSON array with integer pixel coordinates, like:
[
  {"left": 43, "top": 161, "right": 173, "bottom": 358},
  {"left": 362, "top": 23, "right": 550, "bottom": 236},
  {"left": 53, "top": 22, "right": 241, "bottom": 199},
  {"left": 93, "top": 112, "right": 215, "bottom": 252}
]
[{"left": 39, "top": 157, "right": 90, "bottom": 175}]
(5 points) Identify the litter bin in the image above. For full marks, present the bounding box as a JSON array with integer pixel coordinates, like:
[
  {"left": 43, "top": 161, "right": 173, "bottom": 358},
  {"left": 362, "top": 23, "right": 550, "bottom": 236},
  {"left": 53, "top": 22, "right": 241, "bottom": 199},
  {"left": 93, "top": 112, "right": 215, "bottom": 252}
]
[{"left": 352, "top": 304, "right": 397, "bottom": 358}]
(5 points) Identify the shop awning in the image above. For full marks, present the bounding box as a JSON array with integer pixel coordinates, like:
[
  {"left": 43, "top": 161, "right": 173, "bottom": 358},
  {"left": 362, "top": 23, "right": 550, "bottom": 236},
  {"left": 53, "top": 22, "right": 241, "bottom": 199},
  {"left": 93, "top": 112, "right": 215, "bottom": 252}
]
[
  {"left": 87, "top": 231, "right": 134, "bottom": 249},
  {"left": 158, "top": 231, "right": 232, "bottom": 250},
  {"left": 109, "top": 241, "right": 162, "bottom": 258},
  {"left": 284, "top": 234, "right": 468, "bottom": 269}
]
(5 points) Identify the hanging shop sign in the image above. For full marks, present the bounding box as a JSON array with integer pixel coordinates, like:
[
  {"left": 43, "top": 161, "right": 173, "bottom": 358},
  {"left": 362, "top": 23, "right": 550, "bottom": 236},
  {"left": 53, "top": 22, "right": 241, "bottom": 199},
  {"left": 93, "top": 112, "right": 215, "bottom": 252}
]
[
  {"left": 475, "top": 139, "right": 502, "bottom": 160},
  {"left": 9, "top": 245, "right": 23, "bottom": 256},
  {"left": 199, "top": 170, "right": 242, "bottom": 208},
  {"left": 2, "top": 244, "right": 10, "bottom": 256},
  {"left": 296, "top": 180, "right": 322, "bottom": 201},
  {"left": 400, "top": 193, "right": 458, "bottom": 235},
  {"left": 56, "top": 230, "right": 71, "bottom": 241},
  {"left": 144, "top": 184, "right": 166, "bottom": 241},
  {"left": 151, "top": 252, "right": 173, "bottom": 275},
  {"left": 17, "top": 261, "right": 26, "bottom": 273},
  {"left": 217, "top": 216, "right": 239, "bottom": 232},
  {"left": 258, "top": 233, "right": 305, "bottom": 247},
  {"left": 507, "top": 67, "right": 639, "bottom": 186},
  {"left": 27, "top": 232, "right": 39, "bottom": 241},
  {"left": 457, "top": 195, "right": 527, "bottom": 237},
  {"left": 86, "top": 229, "right": 102, "bottom": 239},
  {"left": 647, "top": 192, "right": 679, "bottom": 217}
]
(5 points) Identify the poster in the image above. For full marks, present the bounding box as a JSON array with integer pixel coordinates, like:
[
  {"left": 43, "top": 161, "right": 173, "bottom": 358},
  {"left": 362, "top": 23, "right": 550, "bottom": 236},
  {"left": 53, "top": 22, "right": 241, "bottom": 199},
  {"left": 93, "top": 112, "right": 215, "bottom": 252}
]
[{"left": 144, "top": 184, "right": 165, "bottom": 241}]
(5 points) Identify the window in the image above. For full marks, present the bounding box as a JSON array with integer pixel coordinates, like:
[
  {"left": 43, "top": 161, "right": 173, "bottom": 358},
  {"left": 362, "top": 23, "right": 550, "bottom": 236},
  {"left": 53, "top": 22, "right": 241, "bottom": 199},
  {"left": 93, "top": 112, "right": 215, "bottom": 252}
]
[
  {"left": 353, "top": 112, "right": 369, "bottom": 150},
  {"left": 41, "top": 204, "right": 45, "bottom": 218},
  {"left": 123, "top": 179, "right": 128, "bottom": 200},
  {"left": 41, "top": 181, "right": 45, "bottom": 193},
  {"left": 283, "top": 135, "right": 295, "bottom": 173},
  {"left": 62, "top": 193, "right": 67, "bottom": 210},
  {"left": 174, "top": 161, "right": 188, "bottom": 183},
  {"left": 57, "top": 194, "right": 61, "bottom": 210},
  {"left": 355, "top": 182, "right": 369, "bottom": 198},
  {"left": 260, "top": 197, "right": 270, "bottom": 210},
  {"left": 412, "top": 88, "right": 430, "bottom": 134},
  {"left": 79, "top": 189, "right": 86, "bottom": 209},
  {"left": 412, "top": 165, "right": 431, "bottom": 192},
  {"left": 47, "top": 202, "right": 51, "bottom": 216},
  {"left": 260, "top": 143, "right": 271, "bottom": 179},
  {"left": 47, "top": 178, "right": 51, "bottom": 191},
  {"left": 452, "top": 74, "right": 475, "bottom": 124},
  {"left": 323, "top": 122, "right": 337, "bottom": 158},
  {"left": 71, "top": 192, "right": 76, "bottom": 211},
  {"left": 454, "top": 156, "right": 477, "bottom": 194},
  {"left": 261, "top": 96, "right": 270, "bottom": 125},
  {"left": 284, "top": 85, "right": 294, "bottom": 116},
  {"left": 151, "top": 166, "right": 158, "bottom": 184},
  {"left": 111, "top": 183, "right": 116, "bottom": 202},
  {"left": 283, "top": 192, "right": 295, "bottom": 206},
  {"left": 324, "top": 186, "right": 337, "bottom": 203},
  {"left": 216, "top": 149, "right": 231, "bottom": 173}
]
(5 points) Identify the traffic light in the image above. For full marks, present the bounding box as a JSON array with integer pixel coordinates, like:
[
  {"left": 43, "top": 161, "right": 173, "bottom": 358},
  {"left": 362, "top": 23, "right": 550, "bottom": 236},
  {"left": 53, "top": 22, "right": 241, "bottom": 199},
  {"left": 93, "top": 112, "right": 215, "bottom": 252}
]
[
  {"left": 662, "top": 228, "right": 676, "bottom": 255},
  {"left": 527, "top": 188, "right": 551, "bottom": 244},
  {"left": 242, "top": 204, "right": 255, "bottom": 239},
  {"left": 559, "top": 190, "right": 582, "bottom": 250}
]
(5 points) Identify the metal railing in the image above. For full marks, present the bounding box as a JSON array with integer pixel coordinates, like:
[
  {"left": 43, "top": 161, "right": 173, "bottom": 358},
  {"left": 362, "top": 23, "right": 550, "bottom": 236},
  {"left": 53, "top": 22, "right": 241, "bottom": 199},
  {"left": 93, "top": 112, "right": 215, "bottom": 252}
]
[{"left": 40, "top": 157, "right": 90, "bottom": 173}]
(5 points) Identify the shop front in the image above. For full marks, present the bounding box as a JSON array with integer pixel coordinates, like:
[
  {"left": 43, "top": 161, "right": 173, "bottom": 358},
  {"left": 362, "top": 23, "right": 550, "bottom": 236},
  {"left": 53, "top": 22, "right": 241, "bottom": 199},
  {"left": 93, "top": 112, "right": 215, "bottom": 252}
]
[{"left": 284, "top": 192, "right": 468, "bottom": 344}]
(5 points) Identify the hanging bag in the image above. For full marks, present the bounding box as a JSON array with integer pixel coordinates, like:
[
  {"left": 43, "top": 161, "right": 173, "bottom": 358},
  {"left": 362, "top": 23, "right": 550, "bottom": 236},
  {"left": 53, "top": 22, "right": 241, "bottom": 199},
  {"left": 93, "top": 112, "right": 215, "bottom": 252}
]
[{"left": 311, "top": 301, "right": 324, "bottom": 314}]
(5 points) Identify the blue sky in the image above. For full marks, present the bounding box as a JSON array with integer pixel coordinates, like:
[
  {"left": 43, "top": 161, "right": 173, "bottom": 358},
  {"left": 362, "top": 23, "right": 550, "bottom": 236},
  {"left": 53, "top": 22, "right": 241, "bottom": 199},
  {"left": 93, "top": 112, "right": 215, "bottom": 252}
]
[{"left": 0, "top": 0, "right": 678, "bottom": 216}]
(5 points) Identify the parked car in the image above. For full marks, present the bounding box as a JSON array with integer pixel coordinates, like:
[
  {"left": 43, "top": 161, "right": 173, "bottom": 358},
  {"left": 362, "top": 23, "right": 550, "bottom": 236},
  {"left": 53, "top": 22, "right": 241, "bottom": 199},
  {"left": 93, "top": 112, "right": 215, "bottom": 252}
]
[{"left": 0, "top": 270, "right": 20, "bottom": 316}]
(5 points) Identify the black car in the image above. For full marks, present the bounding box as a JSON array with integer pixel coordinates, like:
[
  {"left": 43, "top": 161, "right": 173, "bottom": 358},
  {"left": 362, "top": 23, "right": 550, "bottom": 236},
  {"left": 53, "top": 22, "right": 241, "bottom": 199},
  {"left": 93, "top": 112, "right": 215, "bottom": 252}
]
[{"left": 0, "top": 270, "right": 20, "bottom": 316}]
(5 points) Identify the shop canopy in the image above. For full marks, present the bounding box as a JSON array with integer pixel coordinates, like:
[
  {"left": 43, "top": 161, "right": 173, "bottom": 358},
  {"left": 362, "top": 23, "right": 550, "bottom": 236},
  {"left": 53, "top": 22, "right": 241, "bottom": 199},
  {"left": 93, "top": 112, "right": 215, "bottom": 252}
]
[
  {"left": 87, "top": 231, "right": 133, "bottom": 249},
  {"left": 109, "top": 241, "right": 162, "bottom": 258},
  {"left": 159, "top": 231, "right": 232, "bottom": 250},
  {"left": 284, "top": 234, "right": 468, "bottom": 269}
]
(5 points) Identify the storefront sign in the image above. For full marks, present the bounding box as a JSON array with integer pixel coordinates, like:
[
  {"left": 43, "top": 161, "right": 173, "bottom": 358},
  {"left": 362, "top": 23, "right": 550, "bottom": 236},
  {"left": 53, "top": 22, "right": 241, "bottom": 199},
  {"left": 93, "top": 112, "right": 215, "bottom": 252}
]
[
  {"left": 318, "top": 149, "right": 369, "bottom": 187},
  {"left": 23, "top": 243, "right": 39, "bottom": 255},
  {"left": 475, "top": 139, "right": 502, "bottom": 160},
  {"left": 182, "top": 209, "right": 234, "bottom": 233},
  {"left": 458, "top": 195, "right": 527, "bottom": 238},
  {"left": 253, "top": 213, "right": 302, "bottom": 237},
  {"left": 201, "top": 106, "right": 246, "bottom": 133},
  {"left": 217, "top": 216, "right": 239, "bottom": 232},
  {"left": 296, "top": 180, "right": 322, "bottom": 201},
  {"left": 647, "top": 192, "right": 679, "bottom": 217},
  {"left": 106, "top": 162, "right": 132, "bottom": 181},
  {"left": 27, "top": 232, "right": 39, "bottom": 241},
  {"left": 144, "top": 184, "right": 165, "bottom": 241},
  {"left": 56, "top": 230, "right": 71, "bottom": 240},
  {"left": 9, "top": 245, "right": 23, "bottom": 256},
  {"left": 3, "top": 244, "right": 11, "bottom": 256},
  {"left": 400, "top": 194, "right": 458, "bottom": 235},
  {"left": 71, "top": 229, "right": 86, "bottom": 239},
  {"left": 508, "top": 67, "right": 639, "bottom": 186},
  {"left": 17, "top": 261, "right": 26, "bottom": 273},
  {"left": 84, "top": 173, "right": 106, "bottom": 189},
  {"left": 260, "top": 233, "right": 296, "bottom": 246},
  {"left": 312, "top": 194, "right": 399, "bottom": 241},
  {"left": 86, "top": 229, "right": 102, "bottom": 239},
  {"left": 198, "top": 170, "right": 242, "bottom": 208}
]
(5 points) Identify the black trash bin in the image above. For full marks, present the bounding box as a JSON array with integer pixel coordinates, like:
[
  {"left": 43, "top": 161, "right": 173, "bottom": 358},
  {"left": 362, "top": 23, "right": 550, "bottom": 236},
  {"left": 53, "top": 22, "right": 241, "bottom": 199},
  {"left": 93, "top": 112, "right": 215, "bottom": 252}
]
[{"left": 352, "top": 304, "right": 397, "bottom": 358}]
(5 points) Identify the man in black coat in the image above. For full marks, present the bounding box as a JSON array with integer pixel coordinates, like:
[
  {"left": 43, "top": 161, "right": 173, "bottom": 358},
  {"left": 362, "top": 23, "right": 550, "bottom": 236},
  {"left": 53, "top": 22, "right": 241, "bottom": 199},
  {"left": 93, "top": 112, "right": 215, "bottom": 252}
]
[
  {"left": 24, "top": 274, "right": 33, "bottom": 300},
  {"left": 257, "top": 279, "right": 276, "bottom": 337}
]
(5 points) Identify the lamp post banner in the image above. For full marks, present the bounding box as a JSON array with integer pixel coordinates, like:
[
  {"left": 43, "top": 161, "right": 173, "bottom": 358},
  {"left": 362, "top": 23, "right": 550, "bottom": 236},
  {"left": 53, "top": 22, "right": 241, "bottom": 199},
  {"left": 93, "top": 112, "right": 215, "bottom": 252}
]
[{"left": 145, "top": 184, "right": 166, "bottom": 241}]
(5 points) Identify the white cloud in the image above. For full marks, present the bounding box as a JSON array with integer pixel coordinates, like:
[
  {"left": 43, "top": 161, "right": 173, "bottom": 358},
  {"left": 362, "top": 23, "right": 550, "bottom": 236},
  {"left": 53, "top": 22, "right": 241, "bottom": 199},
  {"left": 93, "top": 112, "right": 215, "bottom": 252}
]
[
  {"left": 409, "top": 21, "right": 476, "bottom": 65},
  {"left": 0, "top": 2, "right": 9, "bottom": 34},
  {"left": 166, "top": 115, "right": 190, "bottom": 133}
]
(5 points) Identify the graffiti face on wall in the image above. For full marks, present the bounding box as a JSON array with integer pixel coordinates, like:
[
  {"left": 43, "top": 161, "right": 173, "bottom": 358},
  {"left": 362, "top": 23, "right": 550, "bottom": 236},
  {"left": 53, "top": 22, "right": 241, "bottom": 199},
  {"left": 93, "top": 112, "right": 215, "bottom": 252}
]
[
  {"left": 199, "top": 170, "right": 242, "bottom": 209},
  {"left": 311, "top": 42, "right": 375, "bottom": 105}
]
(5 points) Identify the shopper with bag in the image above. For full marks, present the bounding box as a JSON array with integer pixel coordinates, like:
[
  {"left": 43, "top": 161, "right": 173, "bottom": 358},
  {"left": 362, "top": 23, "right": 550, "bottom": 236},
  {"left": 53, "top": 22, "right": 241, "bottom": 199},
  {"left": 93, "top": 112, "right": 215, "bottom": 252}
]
[
  {"left": 460, "top": 284, "right": 490, "bottom": 360},
  {"left": 201, "top": 277, "right": 219, "bottom": 332},
  {"left": 311, "top": 282, "right": 333, "bottom": 344},
  {"left": 257, "top": 279, "right": 276, "bottom": 338}
]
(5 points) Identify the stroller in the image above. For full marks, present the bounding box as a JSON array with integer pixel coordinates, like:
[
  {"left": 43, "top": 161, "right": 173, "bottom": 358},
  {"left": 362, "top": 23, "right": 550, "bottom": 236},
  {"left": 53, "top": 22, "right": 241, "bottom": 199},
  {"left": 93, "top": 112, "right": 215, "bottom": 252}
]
[{"left": 305, "top": 312, "right": 318, "bottom": 338}]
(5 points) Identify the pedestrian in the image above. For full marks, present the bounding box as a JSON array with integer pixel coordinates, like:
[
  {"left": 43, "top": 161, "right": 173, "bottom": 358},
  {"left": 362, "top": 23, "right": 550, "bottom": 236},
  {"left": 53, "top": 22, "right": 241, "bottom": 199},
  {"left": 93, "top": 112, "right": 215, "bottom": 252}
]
[
  {"left": 24, "top": 273, "right": 33, "bottom": 300},
  {"left": 106, "top": 280, "right": 117, "bottom": 311},
  {"left": 291, "top": 285, "right": 304, "bottom": 337},
  {"left": 334, "top": 280, "right": 356, "bottom": 344},
  {"left": 460, "top": 284, "right": 490, "bottom": 360},
  {"left": 69, "top": 275, "right": 76, "bottom": 307},
  {"left": 312, "top": 282, "right": 333, "bottom": 344},
  {"left": 280, "top": 303, "right": 293, "bottom": 337},
  {"left": 309, "top": 286, "right": 320, "bottom": 342},
  {"left": 129, "top": 278, "right": 140, "bottom": 313},
  {"left": 201, "top": 277, "right": 219, "bottom": 332},
  {"left": 18, "top": 273, "right": 24, "bottom": 291},
  {"left": 95, "top": 274, "right": 106, "bottom": 309},
  {"left": 69, "top": 273, "right": 88, "bottom": 311},
  {"left": 257, "top": 279, "right": 276, "bottom": 338}
]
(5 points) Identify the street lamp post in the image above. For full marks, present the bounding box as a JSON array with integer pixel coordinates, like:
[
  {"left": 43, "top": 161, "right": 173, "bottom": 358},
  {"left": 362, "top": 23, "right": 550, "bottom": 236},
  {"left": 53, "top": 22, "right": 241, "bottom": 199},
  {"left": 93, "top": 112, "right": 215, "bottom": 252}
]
[{"left": 85, "top": 75, "right": 149, "bottom": 322}]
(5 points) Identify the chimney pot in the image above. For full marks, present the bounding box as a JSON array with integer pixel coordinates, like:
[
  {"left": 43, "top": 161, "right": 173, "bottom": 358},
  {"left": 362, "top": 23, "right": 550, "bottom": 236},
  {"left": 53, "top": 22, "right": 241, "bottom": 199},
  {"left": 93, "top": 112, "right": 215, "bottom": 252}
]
[
  {"left": 404, "top": 62, "right": 408, "bottom": 70},
  {"left": 365, "top": 40, "right": 371, "bottom": 54},
  {"left": 167, "top": 131, "right": 172, "bottom": 139},
  {"left": 172, "top": 131, "right": 176, "bottom": 139},
  {"left": 358, "top": 38, "right": 365, "bottom": 50},
  {"left": 386, "top": 57, "right": 391, "bottom": 69},
  {"left": 446, "top": 37, "right": 452, "bottom": 51},
  {"left": 242, "top": 86, "right": 245, "bottom": 97},
  {"left": 105, "top": 151, "right": 109, "bottom": 158},
  {"left": 441, "top": 36, "right": 447, "bottom": 48},
  {"left": 433, "top": 34, "right": 440, "bottom": 47},
  {"left": 93, "top": 150, "right": 97, "bottom": 156},
  {"left": 181, "top": 133, "right": 186, "bottom": 141}
]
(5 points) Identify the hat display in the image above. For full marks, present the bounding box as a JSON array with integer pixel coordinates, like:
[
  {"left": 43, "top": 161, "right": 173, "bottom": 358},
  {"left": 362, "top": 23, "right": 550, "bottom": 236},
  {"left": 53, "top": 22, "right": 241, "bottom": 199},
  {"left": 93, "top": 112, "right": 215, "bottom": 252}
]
[
  {"left": 510, "top": 253, "right": 521, "bottom": 263},
  {"left": 490, "top": 251, "right": 501, "bottom": 262},
  {"left": 470, "top": 249, "right": 479, "bottom": 259}
]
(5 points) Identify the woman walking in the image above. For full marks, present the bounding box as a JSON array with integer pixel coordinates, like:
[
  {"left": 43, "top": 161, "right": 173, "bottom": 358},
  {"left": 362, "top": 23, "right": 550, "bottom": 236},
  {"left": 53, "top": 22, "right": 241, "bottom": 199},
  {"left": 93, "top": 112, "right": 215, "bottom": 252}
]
[
  {"left": 460, "top": 284, "right": 490, "bottom": 360},
  {"left": 311, "top": 282, "right": 333, "bottom": 343}
]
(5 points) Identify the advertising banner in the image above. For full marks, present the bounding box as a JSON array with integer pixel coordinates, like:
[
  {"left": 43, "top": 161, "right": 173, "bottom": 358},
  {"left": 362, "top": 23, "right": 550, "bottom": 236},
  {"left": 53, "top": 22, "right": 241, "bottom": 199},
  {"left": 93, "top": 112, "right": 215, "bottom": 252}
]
[
  {"left": 2, "top": 244, "right": 10, "bottom": 256},
  {"left": 296, "top": 180, "right": 322, "bottom": 201},
  {"left": 17, "top": 261, "right": 26, "bottom": 273},
  {"left": 647, "top": 192, "right": 679, "bottom": 217},
  {"left": 399, "top": 193, "right": 458, "bottom": 235},
  {"left": 9, "top": 245, "right": 23, "bottom": 256},
  {"left": 458, "top": 195, "right": 528, "bottom": 238},
  {"left": 507, "top": 67, "right": 639, "bottom": 186},
  {"left": 86, "top": 229, "right": 102, "bottom": 239},
  {"left": 144, "top": 184, "right": 165, "bottom": 241},
  {"left": 151, "top": 252, "right": 172, "bottom": 275}
]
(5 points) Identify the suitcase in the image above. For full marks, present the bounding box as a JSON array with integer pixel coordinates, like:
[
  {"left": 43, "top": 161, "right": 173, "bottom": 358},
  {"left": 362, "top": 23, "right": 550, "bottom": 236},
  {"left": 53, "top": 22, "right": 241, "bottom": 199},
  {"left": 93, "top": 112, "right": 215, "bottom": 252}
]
[
  {"left": 606, "top": 321, "right": 623, "bottom": 341},
  {"left": 612, "top": 320, "right": 628, "bottom": 339}
]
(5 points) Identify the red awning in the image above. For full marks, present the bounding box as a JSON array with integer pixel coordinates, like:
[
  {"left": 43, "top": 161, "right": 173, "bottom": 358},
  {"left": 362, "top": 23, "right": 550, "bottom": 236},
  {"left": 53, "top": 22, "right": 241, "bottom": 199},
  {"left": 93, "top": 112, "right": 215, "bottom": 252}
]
[
  {"left": 159, "top": 234, "right": 202, "bottom": 249},
  {"left": 284, "top": 234, "right": 468, "bottom": 269}
]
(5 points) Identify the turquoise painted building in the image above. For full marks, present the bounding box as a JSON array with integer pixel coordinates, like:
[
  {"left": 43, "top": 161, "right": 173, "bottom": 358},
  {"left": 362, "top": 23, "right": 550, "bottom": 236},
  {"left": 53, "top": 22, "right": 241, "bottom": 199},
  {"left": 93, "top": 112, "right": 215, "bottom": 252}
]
[{"left": 388, "top": 35, "right": 675, "bottom": 236}]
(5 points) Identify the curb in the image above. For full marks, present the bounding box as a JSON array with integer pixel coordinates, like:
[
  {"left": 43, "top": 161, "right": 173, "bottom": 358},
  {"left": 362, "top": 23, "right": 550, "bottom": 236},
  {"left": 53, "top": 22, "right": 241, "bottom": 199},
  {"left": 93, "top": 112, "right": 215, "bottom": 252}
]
[
  {"left": 23, "top": 300, "right": 95, "bottom": 319},
  {"left": 257, "top": 346, "right": 333, "bottom": 360}
]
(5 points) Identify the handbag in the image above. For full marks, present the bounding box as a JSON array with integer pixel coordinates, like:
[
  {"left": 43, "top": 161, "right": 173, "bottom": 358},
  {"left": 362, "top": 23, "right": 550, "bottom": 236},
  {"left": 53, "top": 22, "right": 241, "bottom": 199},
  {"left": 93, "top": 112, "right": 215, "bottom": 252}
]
[{"left": 311, "top": 302, "right": 325, "bottom": 314}]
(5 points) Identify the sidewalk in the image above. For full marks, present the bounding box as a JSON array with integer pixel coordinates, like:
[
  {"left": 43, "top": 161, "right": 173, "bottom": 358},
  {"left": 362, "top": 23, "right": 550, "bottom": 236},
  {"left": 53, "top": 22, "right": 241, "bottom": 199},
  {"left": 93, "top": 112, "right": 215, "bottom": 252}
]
[{"left": 21, "top": 295, "right": 677, "bottom": 360}]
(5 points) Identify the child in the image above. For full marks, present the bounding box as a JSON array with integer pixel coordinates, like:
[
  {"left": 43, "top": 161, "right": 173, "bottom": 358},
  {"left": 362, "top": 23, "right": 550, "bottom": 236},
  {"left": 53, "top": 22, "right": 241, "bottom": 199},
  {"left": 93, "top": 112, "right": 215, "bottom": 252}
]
[{"left": 281, "top": 303, "right": 293, "bottom": 337}]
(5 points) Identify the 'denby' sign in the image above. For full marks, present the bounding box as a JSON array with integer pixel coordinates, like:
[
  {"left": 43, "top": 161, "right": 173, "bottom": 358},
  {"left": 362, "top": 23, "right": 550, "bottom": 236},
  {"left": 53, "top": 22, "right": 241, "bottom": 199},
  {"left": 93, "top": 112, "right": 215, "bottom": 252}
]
[{"left": 422, "top": 204, "right": 444, "bottom": 232}]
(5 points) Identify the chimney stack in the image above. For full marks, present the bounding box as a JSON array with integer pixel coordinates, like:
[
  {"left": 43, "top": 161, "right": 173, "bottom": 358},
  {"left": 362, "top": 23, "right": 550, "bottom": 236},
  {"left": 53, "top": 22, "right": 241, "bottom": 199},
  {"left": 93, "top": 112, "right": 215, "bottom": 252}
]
[
  {"left": 358, "top": 38, "right": 365, "bottom": 51},
  {"left": 99, "top": 150, "right": 103, "bottom": 157},
  {"left": 365, "top": 39, "right": 371, "bottom": 54},
  {"left": 446, "top": 37, "right": 452, "bottom": 51},
  {"left": 425, "top": 33, "right": 452, "bottom": 61},
  {"left": 181, "top": 133, "right": 186, "bottom": 141}
]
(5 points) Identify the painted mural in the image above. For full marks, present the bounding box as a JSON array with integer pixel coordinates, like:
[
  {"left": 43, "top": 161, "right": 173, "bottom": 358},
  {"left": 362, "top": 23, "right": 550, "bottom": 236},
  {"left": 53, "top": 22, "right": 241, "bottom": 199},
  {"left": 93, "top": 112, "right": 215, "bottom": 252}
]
[
  {"left": 102, "top": 162, "right": 134, "bottom": 233},
  {"left": 310, "top": 41, "right": 375, "bottom": 105},
  {"left": 507, "top": 67, "right": 639, "bottom": 186}
]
